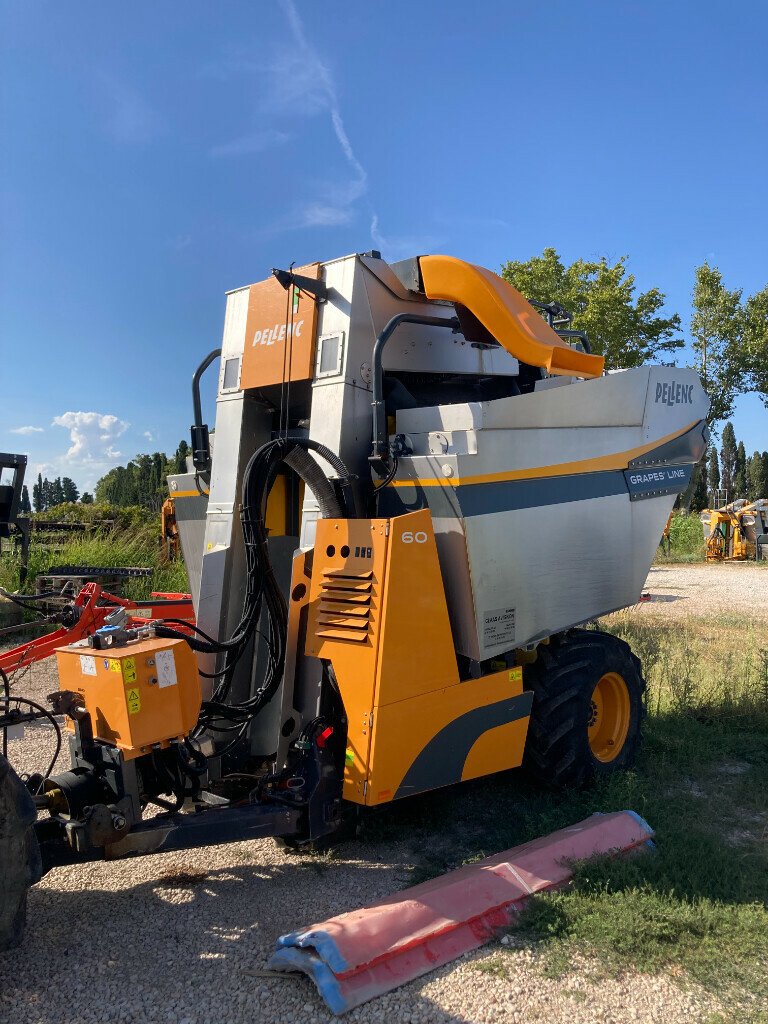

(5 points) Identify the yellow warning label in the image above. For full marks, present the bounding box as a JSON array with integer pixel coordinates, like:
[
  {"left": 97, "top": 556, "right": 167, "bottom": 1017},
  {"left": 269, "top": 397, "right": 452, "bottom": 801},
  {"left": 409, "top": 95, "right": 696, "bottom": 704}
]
[
  {"left": 126, "top": 688, "right": 140, "bottom": 703},
  {"left": 122, "top": 657, "right": 137, "bottom": 684},
  {"left": 108, "top": 660, "right": 121, "bottom": 673},
  {"left": 127, "top": 697, "right": 141, "bottom": 715},
  {"left": 509, "top": 667, "right": 523, "bottom": 683}
]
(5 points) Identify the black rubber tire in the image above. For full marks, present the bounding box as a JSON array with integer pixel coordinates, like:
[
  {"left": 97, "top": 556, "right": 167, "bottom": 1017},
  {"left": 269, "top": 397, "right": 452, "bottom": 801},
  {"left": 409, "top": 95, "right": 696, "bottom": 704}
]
[
  {"left": 0, "top": 754, "right": 42, "bottom": 950},
  {"left": 523, "top": 628, "right": 646, "bottom": 788}
]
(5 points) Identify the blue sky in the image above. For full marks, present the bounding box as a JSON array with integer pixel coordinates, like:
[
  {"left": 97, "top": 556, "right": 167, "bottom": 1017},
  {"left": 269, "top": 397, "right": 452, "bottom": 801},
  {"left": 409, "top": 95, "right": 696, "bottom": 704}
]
[{"left": 2, "top": 0, "right": 766, "bottom": 491}]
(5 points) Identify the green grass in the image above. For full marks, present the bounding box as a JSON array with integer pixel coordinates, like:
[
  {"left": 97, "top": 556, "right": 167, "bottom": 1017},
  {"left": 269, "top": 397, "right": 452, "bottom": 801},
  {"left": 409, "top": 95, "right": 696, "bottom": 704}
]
[
  {"left": 0, "top": 514, "right": 188, "bottom": 600},
  {"left": 362, "top": 610, "right": 768, "bottom": 1019},
  {"left": 654, "top": 510, "right": 707, "bottom": 563},
  {"left": 507, "top": 611, "right": 768, "bottom": 1018}
]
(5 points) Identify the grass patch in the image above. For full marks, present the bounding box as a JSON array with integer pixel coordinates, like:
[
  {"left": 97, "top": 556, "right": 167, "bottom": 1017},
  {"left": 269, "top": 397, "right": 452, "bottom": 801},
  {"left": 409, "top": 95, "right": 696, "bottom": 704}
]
[
  {"left": 0, "top": 505, "right": 188, "bottom": 599},
  {"left": 364, "top": 607, "right": 768, "bottom": 1017},
  {"left": 654, "top": 511, "right": 706, "bottom": 563},
  {"left": 471, "top": 956, "right": 508, "bottom": 978},
  {"left": 512, "top": 614, "right": 768, "bottom": 1017}
]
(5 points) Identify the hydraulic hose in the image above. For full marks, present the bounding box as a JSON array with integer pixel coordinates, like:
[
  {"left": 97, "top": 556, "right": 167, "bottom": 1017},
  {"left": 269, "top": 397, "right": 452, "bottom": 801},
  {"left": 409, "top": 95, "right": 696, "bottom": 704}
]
[{"left": 284, "top": 447, "right": 342, "bottom": 519}]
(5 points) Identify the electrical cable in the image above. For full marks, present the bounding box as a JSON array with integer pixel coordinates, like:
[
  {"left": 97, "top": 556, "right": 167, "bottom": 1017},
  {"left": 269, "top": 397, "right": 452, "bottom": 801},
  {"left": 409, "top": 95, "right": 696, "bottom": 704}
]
[
  {"left": 0, "top": 685, "right": 62, "bottom": 793},
  {"left": 0, "top": 587, "right": 57, "bottom": 608},
  {"left": 153, "top": 436, "right": 352, "bottom": 756}
]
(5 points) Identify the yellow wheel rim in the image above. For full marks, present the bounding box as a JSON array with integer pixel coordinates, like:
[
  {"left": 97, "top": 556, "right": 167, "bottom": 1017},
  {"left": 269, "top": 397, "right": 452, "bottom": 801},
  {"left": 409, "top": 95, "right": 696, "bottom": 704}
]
[{"left": 588, "top": 672, "right": 631, "bottom": 763}]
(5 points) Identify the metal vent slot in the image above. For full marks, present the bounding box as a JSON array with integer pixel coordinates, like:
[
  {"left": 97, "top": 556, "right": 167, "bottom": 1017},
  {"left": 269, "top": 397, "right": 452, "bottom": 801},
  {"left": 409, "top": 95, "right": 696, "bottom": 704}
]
[
  {"left": 320, "top": 578, "right": 372, "bottom": 593},
  {"left": 315, "top": 628, "right": 369, "bottom": 643},
  {"left": 317, "top": 569, "right": 374, "bottom": 642},
  {"left": 323, "top": 569, "right": 373, "bottom": 581},
  {"left": 319, "top": 603, "right": 370, "bottom": 618},
  {"left": 319, "top": 589, "right": 370, "bottom": 602}
]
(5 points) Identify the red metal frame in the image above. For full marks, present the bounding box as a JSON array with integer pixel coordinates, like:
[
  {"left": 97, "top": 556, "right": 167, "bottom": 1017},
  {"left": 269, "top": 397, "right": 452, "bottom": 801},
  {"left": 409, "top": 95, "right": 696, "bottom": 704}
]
[{"left": 0, "top": 583, "right": 195, "bottom": 676}]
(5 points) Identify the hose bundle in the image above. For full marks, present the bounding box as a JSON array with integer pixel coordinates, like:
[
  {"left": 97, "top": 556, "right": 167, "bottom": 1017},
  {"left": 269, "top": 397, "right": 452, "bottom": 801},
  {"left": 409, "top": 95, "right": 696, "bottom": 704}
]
[{"left": 156, "top": 437, "right": 352, "bottom": 755}]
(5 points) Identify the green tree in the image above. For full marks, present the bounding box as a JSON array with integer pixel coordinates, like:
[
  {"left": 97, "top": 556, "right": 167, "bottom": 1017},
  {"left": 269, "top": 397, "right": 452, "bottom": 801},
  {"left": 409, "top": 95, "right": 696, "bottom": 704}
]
[
  {"left": 747, "top": 452, "right": 768, "bottom": 501},
  {"left": 744, "top": 284, "right": 768, "bottom": 409},
  {"left": 691, "top": 264, "right": 745, "bottom": 423},
  {"left": 720, "top": 422, "right": 738, "bottom": 497},
  {"left": 61, "top": 477, "right": 79, "bottom": 503},
  {"left": 689, "top": 457, "right": 708, "bottom": 513},
  {"left": 174, "top": 440, "right": 190, "bottom": 474},
  {"left": 734, "top": 441, "right": 747, "bottom": 498},
  {"left": 50, "top": 477, "right": 65, "bottom": 506},
  {"left": 19, "top": 484, "right": 31, "bottom": 514},
  {"left": 501, "top": 248, "right": 682, "bottom": 369},
  {"left": 707, "top": 447, "right": 720, "bottom": 492},
  {"left": 32, "top": 473, "right": 43, "bottom": 512},
  {"left": 80, "top": 491, "right": 94, "bottom": 505},
  {"left": 95, "top": 450, "right": 173, "bottom": 510}
]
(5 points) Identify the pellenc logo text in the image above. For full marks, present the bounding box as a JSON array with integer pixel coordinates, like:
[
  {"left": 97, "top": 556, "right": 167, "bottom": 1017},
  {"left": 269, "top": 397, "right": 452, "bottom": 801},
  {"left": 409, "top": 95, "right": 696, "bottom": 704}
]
[
  {"left": 655, "top": 380, "right": 694, "bottom": 406},
  {"left": 252, "top": 320, "right": 304, "bottom": 346}
]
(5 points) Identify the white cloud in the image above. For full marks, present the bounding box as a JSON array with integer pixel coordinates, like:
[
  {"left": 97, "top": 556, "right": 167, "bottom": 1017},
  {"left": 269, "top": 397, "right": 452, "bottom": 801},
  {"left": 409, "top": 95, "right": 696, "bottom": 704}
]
[
  {"left": 10, "top": 425, "right": 44, "bottom": 435},
  {"left": 143, "top": 430, "right": 154, "bottom": 442},
  {"left": 51, "top": 411, "right": 129, "bottom": 464},
  {"left": 210, "top": 128, "right": 292, "bottom": 159}
]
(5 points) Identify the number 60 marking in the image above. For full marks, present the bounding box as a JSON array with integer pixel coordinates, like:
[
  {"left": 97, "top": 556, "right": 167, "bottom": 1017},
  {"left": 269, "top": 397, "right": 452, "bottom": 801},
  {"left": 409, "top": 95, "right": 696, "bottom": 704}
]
[{"left": 401, "top": 531, "right": 428, "bottom": 544}]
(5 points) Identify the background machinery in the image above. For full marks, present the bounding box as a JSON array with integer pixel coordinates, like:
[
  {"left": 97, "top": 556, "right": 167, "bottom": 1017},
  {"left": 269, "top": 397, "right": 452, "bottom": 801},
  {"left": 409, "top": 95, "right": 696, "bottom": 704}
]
[
  {"left": 1, "top": 251, "right": 708, "bottom": 953},
  {"left": 700, "top": 499, "right": 768, "bottom": 561}
]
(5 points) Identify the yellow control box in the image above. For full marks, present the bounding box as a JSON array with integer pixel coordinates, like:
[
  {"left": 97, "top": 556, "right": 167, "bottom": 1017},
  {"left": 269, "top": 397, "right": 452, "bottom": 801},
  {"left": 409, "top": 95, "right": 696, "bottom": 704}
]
[{"left": 55, "top": 637, "right": 201, "bottom": 760}]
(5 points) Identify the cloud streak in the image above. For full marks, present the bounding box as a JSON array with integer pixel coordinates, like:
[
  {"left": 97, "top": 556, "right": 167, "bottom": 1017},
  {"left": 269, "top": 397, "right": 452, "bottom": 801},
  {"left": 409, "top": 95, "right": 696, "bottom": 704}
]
[
  {"left": 10, "top": 425, "right": 44, "bottom": 435},
  {"left": 275, "top": 0, "right": 368, "bottom": 229}
]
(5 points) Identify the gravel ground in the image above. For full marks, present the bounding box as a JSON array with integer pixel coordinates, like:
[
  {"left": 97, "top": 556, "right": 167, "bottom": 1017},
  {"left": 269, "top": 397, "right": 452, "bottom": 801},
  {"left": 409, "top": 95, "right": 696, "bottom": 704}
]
[
  {"left": 1, "top": 565, "right": 752, "bottom": 1024},
  {"left": 639, "top": 562, "right": 768, "bottom": 622}
]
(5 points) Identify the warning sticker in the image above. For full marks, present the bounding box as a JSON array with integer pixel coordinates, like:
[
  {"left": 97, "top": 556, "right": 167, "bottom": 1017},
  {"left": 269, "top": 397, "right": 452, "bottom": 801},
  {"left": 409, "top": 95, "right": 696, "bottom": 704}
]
[
  {"left": 482, "top": 607, "right": 516, "bottom": 648},
  {"left": 108, "top": 659, "right": 121, "bottom": 672},
  {"left": 155, "top": 649, "right": 177, "bottom": 689},
  {"left": 79, "top": 655, "right": 97, "bottom": 676},
  {"left": 122, "top": 657, "right": 137, "bottom": 684},
  {"left": 126, "top": 688, "right": 141, "bottom": 715}
]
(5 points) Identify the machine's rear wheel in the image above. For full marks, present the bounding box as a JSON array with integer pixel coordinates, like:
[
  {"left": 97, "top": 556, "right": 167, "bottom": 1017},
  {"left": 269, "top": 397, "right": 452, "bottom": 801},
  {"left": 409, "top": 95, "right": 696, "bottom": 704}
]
[
  {"left": 524, "top": 628, "right": 646, "bottom": 788},
  {"left": 0, "top": 754, "right": 42, "bottom": 950}
]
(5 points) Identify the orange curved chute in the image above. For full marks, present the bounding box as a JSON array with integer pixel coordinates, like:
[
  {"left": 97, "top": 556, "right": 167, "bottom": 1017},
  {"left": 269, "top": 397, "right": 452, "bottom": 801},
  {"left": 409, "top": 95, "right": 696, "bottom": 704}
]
[{"left": 419, "top": 255, "right": 604, "bottom": 378}]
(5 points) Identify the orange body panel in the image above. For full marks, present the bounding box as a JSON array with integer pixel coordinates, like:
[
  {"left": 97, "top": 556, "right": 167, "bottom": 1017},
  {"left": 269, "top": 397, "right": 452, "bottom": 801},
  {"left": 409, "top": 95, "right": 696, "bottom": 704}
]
[
  {"left": 55, "top": 637, "right": 201, "bottom": 760},
  {"left": 369, "top": 668, "right": 528, "bottom": 803},
  {"left": 240, "top": 263, "right": 321, "bottom": 389},
  {"left": 419, "top": 255, "right": 604, "bottom": 379},
  {"left": 306, "top": 511, "right": 531, "bottom": 805},
  {"left": 306, "top": 519, "right": 389, "bottom": 799}
]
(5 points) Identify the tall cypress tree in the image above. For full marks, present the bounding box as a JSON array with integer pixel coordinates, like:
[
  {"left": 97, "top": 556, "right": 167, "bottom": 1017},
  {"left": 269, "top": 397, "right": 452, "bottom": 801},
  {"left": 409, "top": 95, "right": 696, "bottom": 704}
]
[
  {"left": 33, "top": 472, "right": 44, "bottom": 512},
  {"left": 734, "top": 441, "right": 747, "bottom": 498},
  {"left": 720, "top": 422, "right": 738, "bottom": 497}
]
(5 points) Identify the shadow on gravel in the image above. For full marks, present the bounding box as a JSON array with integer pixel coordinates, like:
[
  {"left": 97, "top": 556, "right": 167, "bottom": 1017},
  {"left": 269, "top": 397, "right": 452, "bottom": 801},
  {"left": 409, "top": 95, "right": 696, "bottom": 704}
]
[{"left": 6, "top": 858, "right": 481, "bottom": 1023}]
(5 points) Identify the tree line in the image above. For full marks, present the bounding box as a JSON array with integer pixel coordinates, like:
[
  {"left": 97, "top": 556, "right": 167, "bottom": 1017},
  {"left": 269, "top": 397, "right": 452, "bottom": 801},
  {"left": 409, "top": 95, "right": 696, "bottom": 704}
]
[
  {"left": 689, "top": 423, "right": 768, "bottom": 512},
  {"left": 93, "top": 441, "right": 190, "bottom": 512},
  {"left": 16, "top": 441, "right": 191, "bottom": 516},
  {"left": 18, "top": 474, "right": 87, "bottom": 514}
]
